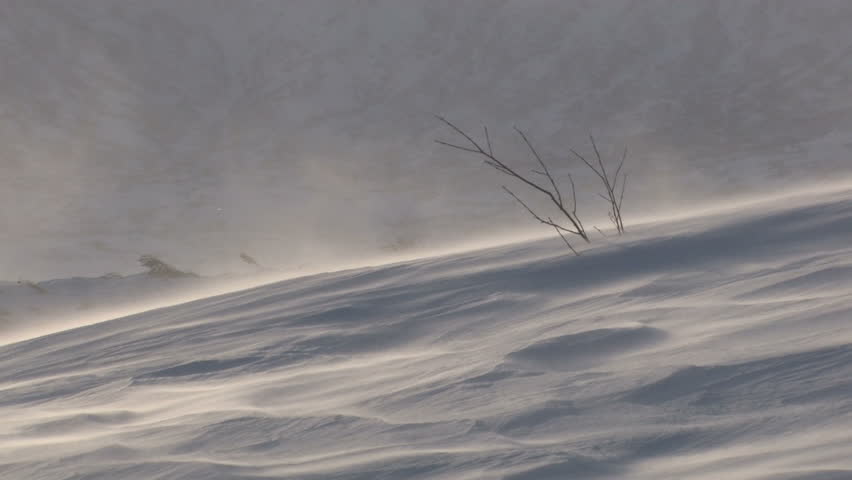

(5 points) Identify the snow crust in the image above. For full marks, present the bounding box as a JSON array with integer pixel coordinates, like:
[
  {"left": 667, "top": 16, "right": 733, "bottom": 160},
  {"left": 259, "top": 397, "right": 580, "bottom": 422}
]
[{"left": 2, "top": 188, "right": 852, "bottom": 479}]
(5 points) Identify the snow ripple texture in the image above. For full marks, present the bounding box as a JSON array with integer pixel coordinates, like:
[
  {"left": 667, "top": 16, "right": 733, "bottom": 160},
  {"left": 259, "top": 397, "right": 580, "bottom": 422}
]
[{"left": 2, "top": 190, "right": 852, "bottom": 479}]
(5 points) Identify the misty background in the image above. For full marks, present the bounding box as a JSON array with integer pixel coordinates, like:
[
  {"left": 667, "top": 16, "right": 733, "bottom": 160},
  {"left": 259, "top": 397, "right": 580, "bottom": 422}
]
[{"left": 2, "top": 1, "right": 852, "bottom": 280}]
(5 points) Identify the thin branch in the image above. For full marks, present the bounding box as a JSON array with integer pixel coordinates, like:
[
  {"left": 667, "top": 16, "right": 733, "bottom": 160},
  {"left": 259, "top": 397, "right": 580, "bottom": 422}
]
[
  {"left": 616, "top": 173, "right": 627, "bottom": 233},
  {"left": 566, "top": 173, "right": 579, "bottom": 215},
  {"left": 614, "top": 147, "right": 627, "bottom": 182},
  {"left": 589, "top": 135, "right": 611, "bottom": 189},
  {"left": 566, "top": 173, "right": 584, "bottom": 235},
  {"left": 502, "top": 186, "right": 581, "bottom": 235},
  {"left": 435, "top": 115, "right": 484, "bottom": 154},
  {"left": 484, "top": 126, "right": 493, "bottom": 157},
  {"left": 570, "top": 148, "right": 608, "bottom": 185},
  {"left": 438, "top": 118, "right": 553, "bottom": 198},
  {"left": 482, "top": 159, "right": 512, "bottom": 175},
  {"left": 515, "top": 126, "right": 563, "bottom": 207},
  {"left": 567, "top": 173, "right": 577, "bottom": 209},
  {"left": 551, "top": 220, "right": 580, "bottom": 256},
  {"left": 434, "top": 140, "right": 482, "bottom": 155}
]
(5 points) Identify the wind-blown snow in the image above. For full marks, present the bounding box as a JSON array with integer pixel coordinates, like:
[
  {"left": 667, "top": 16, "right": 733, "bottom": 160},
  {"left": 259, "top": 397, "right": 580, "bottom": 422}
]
[
  {"left": 3, "top": 1, "right": 852, "bottom": 279},
  {"left": 2, "top": 188, "right": 852, "bottom": 479},
  {"left": 3, "top": 3, "right": 852, "bottom": 478}
]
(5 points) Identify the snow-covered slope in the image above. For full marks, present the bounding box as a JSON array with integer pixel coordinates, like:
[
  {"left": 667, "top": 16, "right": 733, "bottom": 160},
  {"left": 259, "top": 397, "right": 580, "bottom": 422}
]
[
  {"left": 4, "top": 2, "right": 852, "bottom": 279},
  {"left": 0, "top": 271, "right": 279, "bottom": 348},
  {"left": 2, "top": 187, "right": 852, "bottom": 479}
]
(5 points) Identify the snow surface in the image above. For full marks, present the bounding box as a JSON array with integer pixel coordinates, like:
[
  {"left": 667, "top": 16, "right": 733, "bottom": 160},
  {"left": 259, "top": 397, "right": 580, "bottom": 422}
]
[{"left": 2, "top": 187, "right": 852, "bottom": 479}]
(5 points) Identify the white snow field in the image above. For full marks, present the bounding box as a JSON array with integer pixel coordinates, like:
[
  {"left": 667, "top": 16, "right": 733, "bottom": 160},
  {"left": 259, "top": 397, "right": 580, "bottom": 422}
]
[{"left": 2, "top": 186, "right": 852, "bottom": 480}]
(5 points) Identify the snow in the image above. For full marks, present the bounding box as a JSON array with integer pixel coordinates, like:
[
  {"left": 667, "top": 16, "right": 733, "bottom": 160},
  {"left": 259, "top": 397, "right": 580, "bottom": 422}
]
[
  {"left": 3, "top": 3, "right": 852, "bottom": 478},
  {"left": 2, "top": 186, "right": 852, "bottom": 479},
  {"left": 0, "top": 272, "right": 271, "bottom": 348}
]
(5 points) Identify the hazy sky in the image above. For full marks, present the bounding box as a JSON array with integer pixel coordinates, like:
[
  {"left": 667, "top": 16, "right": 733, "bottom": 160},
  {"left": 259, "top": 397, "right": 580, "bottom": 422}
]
[{"left": 2, "top": 1, "right": 852, "bottom": 279}]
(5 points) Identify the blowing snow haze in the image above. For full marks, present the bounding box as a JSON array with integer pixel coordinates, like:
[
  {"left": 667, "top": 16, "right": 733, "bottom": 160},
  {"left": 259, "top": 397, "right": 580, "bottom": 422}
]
[{"left": 3, "top": 1, "right": 852, "bottom": 279}]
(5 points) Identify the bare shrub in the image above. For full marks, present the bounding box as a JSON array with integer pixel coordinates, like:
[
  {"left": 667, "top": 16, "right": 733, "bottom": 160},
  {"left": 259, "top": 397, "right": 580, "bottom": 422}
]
[
  {"left": 436, "top": 116, "right": 631, "bottom": 249},
  {"left": 435, "top": 116, "right": 588, "bottom": 255}
]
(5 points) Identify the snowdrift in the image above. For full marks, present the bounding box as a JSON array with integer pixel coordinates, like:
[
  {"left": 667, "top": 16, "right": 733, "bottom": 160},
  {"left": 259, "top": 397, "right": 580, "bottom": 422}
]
[{"left": 2, "top": 189, "right": 852, "bottom": 479}]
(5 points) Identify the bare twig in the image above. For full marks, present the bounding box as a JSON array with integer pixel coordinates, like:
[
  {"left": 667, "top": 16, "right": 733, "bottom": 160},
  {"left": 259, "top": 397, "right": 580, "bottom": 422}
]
[
  {"left": 515, "top": 126, "right": 563, "bottom": 207},
  {"left": 572, "top": 136, "right": 628, "bottom": 234},
  {"left": 614, "top": 147, "right": 627, "bottom": 182},
  {"left": 502, "top": 186, "right": 581, "bottom": 235},
  {"left": 551, "top": 221, "right": 580, "bottom": 256}
]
